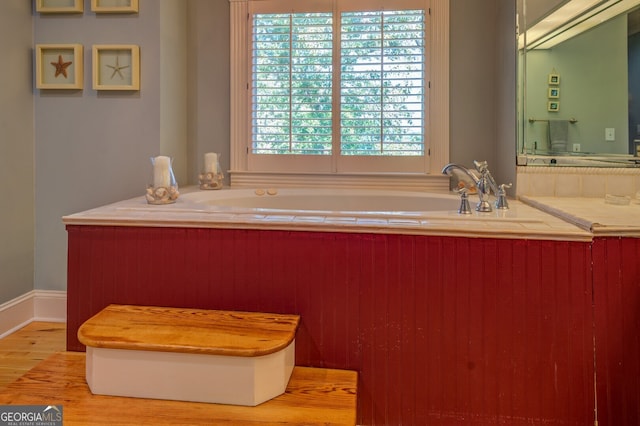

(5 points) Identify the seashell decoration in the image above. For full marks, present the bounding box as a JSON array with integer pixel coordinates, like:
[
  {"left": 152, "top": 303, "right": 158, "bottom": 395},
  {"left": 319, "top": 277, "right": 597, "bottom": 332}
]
[{"left": 145, "top": 185, "right": 179, "bottom": 204}]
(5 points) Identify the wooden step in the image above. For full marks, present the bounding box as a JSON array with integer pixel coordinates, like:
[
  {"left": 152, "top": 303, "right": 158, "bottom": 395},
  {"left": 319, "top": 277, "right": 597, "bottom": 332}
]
[
  {"left": 0, "top": 352, "right": 358, "bottom": 425},
  {"left": 77, "top": 304, "right": 301, "bottom": 406},
  {"left": 77, "top": 304, "right": 300, "bottom": 356}
]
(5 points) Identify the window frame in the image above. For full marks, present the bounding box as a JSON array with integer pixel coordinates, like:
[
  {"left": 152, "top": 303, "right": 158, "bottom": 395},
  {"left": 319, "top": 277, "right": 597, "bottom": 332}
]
[{"left": 229, "top": 0, "right": 449, "bottom": 190}]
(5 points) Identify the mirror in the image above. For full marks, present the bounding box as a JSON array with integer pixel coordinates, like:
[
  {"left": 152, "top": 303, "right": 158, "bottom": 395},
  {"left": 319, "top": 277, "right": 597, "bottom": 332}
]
[{"left": 518, "top": 0, "right": 640, "bottom": 167}]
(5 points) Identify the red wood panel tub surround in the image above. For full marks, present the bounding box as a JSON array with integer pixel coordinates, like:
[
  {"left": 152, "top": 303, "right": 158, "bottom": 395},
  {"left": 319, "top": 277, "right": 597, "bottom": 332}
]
[
  {"left": 66, "top": 225, "right": 596, "bottom": 425},
  {"left": 592, "top": 237, "right": 640, "bottom": 426}
]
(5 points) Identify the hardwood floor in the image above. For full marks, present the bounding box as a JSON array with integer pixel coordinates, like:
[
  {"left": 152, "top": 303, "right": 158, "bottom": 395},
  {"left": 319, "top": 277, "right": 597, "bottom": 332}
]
[
  {"left": 0, "top": 321, "right": 66, "bottom": 388},
  {"left": 0, "top": 321, "right": 357, "bottom": 425},
  {"left": 0, "top": 352, "right": 357, "bottom": 425}
]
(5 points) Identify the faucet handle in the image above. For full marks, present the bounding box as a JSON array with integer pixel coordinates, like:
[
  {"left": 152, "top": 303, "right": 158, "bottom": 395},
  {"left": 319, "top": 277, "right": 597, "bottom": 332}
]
[
  {"left": 473, "top": 160, "right": 489, "bottom": 174},
  {"left": 456, "top": 187, "right": 472, "bottom": 215},
  {"left": 495, "top": 183, "right": 512, "bottom": 210}
]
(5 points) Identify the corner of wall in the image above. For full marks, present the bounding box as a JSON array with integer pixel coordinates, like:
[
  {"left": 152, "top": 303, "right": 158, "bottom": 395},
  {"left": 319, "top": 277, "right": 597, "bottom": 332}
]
[
  {"left": 160, "top": 0, "right": 189, "bottom": 184},
  {"left": 0, "top": 291, "right": 67, "bottom": 339}
]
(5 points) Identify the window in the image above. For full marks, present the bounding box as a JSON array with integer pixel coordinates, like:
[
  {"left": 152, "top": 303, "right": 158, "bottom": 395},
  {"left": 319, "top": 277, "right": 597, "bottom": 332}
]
[{"left": 230, "top": 0, "right": 449, "bottom": 187}]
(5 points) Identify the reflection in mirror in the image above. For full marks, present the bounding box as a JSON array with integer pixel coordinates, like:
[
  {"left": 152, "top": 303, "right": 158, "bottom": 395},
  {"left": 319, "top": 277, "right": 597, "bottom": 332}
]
[{"left": 518, "top": 0, "right": 640, "bottom": 167}]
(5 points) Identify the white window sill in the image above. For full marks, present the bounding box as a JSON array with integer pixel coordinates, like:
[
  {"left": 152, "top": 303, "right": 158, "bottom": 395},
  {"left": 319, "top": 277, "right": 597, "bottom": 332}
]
[{"left": 228, "top": 171, "right": 451, "bottom": 192}]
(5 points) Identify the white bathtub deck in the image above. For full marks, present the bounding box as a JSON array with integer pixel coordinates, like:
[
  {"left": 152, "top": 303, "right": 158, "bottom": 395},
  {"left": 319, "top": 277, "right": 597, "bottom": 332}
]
[{"left": 62, "top": 186, "right": 592, "bottom": 241}]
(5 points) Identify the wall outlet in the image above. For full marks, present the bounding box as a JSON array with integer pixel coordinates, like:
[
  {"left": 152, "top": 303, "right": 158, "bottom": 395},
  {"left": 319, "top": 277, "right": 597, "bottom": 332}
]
[
  {"left": 605, "top": 128, "right": 615, "bottom": 141},
  {"left": 572, "top": 143, "right": 581, "bottom": 152}
]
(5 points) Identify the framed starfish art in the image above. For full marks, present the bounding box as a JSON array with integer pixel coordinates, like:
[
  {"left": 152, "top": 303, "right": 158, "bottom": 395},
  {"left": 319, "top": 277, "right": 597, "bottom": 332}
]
[
  {"left": 92, "top": 45, "right": 140, "bottom": 91},
  {"left": 36, "top": 0, "right": 83, "bottom": 14},
  {"left": 91, "top": 0, "right": 139, "bottom": 14},
  {"left": 35, "top": 44, "right": 83, "bottom": 90}
]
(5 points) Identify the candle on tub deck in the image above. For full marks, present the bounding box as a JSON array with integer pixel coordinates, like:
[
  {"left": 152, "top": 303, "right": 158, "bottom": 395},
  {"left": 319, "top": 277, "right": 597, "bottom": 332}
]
[
  {"left": 204, "top": 152, "right": 218, "bottom": 174},
  {"left": 153, "top": 156, "right": 171, "bottom": 188}
]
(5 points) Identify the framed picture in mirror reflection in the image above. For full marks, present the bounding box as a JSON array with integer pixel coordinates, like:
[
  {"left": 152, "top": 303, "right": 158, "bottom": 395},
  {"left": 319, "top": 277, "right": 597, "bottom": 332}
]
[
  {"left": 548, "top": 87, "right": 559, "bottom": 98},
  {"left": 548, "top": 73, "right": 560, "bottom": 85},
  {"left": 548, "top": 101, "right": 560, "bottom": 112}
]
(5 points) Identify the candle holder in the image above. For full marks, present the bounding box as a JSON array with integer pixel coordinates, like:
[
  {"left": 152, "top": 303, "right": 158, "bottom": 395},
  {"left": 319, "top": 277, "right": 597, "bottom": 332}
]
[
  {"left": 147, "top": 156, "right": 179, "bottom": 204},
  {"left": 198, "top": 171, "right": 224, "bottom": 190},
  {"left": 199, "top": 152, "right": 223, "bottom": 190}
]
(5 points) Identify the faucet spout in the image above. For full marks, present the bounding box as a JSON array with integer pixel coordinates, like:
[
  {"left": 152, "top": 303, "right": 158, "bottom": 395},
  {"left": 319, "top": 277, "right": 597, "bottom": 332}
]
[
  {"left": 441, "top": 163, "right": 480, "bottom": 186},
  {"left": 442, "top": 160, "right": 502, "bottom": 213}
]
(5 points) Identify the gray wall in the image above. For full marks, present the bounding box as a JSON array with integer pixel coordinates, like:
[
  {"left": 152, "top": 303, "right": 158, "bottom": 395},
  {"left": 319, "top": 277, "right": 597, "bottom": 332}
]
[
  {"left": 450, "top": 0, "right": 516, "bottom": 187},
  {"left": 33, "top": 1, "right": 161, "bottom": 293},
  {"left": 0, "top": 0, "right": 517, "bottom": 305},
  {"left": 33, "top": 0, "right": 187, "bottom": 293},
  {"left": 186, "top": 0, "right": 230, "bottom": 184},
  {"left": 496, "top": 0, "right": 518, "bottom": 188},
  {"left": 0, "top": 1, "right": 35, "bottom": 303}
]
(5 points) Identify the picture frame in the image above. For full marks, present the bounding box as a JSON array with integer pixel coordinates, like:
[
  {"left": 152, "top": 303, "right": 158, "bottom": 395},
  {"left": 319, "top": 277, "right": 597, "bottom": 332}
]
[
  {"left": 548, "top": 73, "right": 560, "bottom": 85},
  {"left": 92, "top": 45, "right": 140, "bottom": 91},
  {"left": 547, "top": 101, "right": 560, "bottom": 112},
  {"left": 36, "top": 0, "right": 83, "bottom": 14},
  {"left": 548, "top": 87, "right": 560, "bottom": 98},
  {"left": 35, "top": 44, "right": 83, "bottom": 90},
  {"left": 91, "top": 0, "right": 139, "bottom": 13}
]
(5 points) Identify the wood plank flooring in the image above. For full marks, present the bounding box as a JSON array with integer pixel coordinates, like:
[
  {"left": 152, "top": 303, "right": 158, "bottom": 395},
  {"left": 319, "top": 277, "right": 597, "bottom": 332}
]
[
  {"left": 0, "top": 321, "right": 66, "bottom": 388},
  {"left": 0, "top": 322, "right": 357, "bottom": 425},
  {"left": 0, "top": 352, "right": 357, "bottom": 425}
]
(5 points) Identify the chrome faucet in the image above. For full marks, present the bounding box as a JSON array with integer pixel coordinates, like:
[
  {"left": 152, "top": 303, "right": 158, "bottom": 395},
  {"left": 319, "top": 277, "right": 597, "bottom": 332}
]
[{"left": 442, "top": 160, "right": 507, "bottom": 212}]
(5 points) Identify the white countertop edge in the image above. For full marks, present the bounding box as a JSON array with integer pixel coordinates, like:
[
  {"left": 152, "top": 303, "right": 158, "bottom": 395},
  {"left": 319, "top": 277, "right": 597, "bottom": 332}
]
[
  {"left": 519, "top": 196, "right": 594, "bottom": 231},
  {"left": 63, "top": 215, "right": 593, "bottom": 242},
  {"left": 519, "top": 195, "right": 640, "bottom": 237}
]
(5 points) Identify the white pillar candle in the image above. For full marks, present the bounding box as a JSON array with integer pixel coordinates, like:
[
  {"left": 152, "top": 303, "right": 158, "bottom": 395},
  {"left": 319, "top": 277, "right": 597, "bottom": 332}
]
[
  {"left": 153, "top": 156, "right": 172, "bottom": 188},
  {"left": 204, "top": 152, "right": 218, "bottom": 174}
]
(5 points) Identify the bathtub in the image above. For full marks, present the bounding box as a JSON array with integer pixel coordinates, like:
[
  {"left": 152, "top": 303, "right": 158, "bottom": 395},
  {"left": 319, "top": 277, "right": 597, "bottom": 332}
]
[
  {"left": 178, "top": 188, "right": 460, "bottom": 215},
  {"left": 63, "top": 186, "right": 590, "bottom": 241}
]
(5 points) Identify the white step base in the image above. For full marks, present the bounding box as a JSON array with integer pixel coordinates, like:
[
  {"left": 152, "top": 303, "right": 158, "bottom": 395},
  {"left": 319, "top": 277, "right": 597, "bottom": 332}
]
[{"left": 85, "top": 340, "right": 295, "bottom": 406}]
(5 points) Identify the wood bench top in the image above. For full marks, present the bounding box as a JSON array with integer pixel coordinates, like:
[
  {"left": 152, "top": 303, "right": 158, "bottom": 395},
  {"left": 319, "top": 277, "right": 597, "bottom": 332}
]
[
  {"left": 0, "top": 352, "right": 358, "bottom": 425},
  {"left": 77, "top": 304, "right": 300, "bottom": 357}
]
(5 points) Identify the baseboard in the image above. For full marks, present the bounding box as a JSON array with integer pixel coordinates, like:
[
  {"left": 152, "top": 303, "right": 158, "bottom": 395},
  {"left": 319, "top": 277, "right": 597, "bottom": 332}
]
[
  {"left": 0, "top": 292, "right": 33, "bottom": 338},
  {"left": 33, "top": 290, "right": 67, "bottom": 322},
  {"left": 0, "top": 290, "right": 67, "bottom": 338}
]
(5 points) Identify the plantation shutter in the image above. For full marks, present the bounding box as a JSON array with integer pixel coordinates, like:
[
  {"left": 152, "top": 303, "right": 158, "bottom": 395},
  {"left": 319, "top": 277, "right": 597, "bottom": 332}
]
[
  {"left": 340, "top": 10, "right": 425, "bottom": 156},
  {"left": 252, "top": 12, "right": 333, "bottom": 155}
]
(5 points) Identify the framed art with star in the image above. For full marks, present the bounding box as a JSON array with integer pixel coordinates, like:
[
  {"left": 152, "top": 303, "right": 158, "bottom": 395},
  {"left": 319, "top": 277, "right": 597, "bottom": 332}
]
[
  {"left": 35, "top": 44, "right": 83, "bottom": 90},
  {"left": 92, "top": 45, "right": 140, "bottom": 91}
]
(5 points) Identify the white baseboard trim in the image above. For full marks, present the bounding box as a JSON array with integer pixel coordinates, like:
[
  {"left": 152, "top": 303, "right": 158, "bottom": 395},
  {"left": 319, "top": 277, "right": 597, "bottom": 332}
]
[
  {"left": 33, "top": 290, "right": 67, "bottom": 323},
  {"left": 0, "top": 290, "right": 67, "bottom": 339}
]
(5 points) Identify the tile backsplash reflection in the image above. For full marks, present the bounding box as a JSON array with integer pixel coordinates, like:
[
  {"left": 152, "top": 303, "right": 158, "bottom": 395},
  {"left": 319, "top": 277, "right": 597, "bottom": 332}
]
[{"left": 517, "top": 166, "right": 640, "bottom": 198}]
